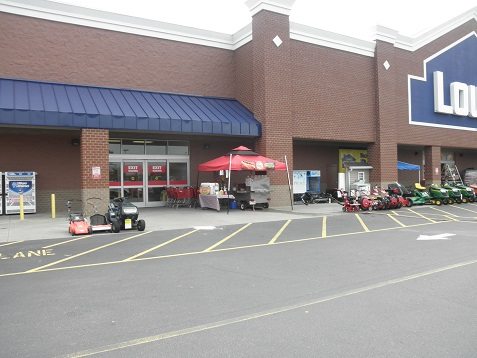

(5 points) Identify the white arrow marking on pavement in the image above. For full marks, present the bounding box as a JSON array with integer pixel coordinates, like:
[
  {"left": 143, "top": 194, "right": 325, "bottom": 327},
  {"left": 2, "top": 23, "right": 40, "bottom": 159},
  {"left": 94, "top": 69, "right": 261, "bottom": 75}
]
[{"left": 417, "top": 233, "right": 455, "bottom": 240}]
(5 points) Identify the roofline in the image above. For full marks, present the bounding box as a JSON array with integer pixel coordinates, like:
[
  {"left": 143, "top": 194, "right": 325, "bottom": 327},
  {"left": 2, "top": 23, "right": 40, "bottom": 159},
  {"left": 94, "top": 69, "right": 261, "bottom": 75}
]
[
  {"left": 376, "top": 7, "right": 477, "bottom": 51},
  {"left": 0, "top": 0, "right": 252, "bottom": 50},
  {"left": 1, "top": 0, "right": 476, "bottom": 56}
]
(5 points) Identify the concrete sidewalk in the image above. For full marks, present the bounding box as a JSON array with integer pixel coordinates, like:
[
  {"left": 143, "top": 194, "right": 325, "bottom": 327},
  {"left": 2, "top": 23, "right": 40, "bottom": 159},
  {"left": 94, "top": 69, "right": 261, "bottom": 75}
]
[{"left": 0, "top": 203, "right": 344, "bottom": 243}]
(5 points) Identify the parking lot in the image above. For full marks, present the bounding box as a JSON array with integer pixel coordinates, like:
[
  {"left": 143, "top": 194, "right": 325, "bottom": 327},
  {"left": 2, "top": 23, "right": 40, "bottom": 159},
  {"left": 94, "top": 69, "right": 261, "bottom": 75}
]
[
  {"left": 1, "top": 203, "right": 476, "bottom": 277},
  {"left": 1, "top": 203, "right": 477, "bottom": 357}
]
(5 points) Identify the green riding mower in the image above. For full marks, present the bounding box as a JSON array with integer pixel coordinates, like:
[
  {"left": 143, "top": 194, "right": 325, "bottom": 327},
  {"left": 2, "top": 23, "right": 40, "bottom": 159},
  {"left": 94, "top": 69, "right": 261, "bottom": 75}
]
[
  {"left": 428, "top": 184, "right": 450, "bottom": 205},
  {"left": 450, "top": 183, "right": 475, "bottom": 202},
  {"left": 408, "top": 183, "right": 432, "bottom": 206},
  {"left": 442, "top": 182, "right": 463, "bottom": 203}
]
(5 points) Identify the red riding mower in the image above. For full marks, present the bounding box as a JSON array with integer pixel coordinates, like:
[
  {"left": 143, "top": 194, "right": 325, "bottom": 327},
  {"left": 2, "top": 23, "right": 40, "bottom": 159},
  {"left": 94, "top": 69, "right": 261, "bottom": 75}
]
[{"left": 339, "top": 190, "right": 361, "bottom": 212}]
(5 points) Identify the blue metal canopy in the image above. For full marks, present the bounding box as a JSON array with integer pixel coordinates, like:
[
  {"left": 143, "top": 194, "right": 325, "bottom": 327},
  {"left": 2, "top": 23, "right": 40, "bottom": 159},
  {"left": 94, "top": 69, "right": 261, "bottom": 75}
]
[
  {"left": 0, "top": 78, "right": 261, "bottom": 137},
  {"left": 397, "top": 161, "right": 420, "bottom": 171}
]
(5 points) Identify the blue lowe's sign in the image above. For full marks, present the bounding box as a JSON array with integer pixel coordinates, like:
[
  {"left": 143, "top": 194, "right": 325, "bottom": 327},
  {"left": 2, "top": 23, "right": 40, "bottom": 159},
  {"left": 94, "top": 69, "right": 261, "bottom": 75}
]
[{"left": 408, "top": 32, "right": 477, "bottom": 131}]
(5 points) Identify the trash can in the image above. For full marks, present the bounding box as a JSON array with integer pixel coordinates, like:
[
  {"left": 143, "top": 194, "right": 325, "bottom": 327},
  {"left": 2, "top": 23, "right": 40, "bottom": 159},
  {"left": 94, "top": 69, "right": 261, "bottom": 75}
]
[{"left": 229, "top": 200, "right": 238, "bottom": 209}]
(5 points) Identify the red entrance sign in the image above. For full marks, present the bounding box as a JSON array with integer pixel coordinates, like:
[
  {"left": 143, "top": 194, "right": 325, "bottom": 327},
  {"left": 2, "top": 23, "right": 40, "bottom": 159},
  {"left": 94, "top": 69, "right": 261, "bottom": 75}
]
[{"left": 148, "top": 164, "right": 167, "bottom": 185}]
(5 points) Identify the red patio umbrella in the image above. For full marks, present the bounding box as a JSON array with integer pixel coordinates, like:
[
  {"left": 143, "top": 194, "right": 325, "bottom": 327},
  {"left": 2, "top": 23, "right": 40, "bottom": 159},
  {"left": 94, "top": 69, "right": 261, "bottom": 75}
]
[
  {"left": 198, "top": 146, "right": 286, "bottom": 172},
  {"left": 197, "top": 146, "right": 292, "bottom": 213}
]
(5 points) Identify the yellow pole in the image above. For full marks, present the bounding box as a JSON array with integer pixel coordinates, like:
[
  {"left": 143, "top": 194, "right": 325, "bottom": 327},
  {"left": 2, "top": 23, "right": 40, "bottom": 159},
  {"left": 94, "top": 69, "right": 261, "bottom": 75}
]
[
  {"left": 19, "top": 194, "right": 24, "bottom": 220},
  {"left": 51, "top": 193, "right": 56, "bottom": 219}
]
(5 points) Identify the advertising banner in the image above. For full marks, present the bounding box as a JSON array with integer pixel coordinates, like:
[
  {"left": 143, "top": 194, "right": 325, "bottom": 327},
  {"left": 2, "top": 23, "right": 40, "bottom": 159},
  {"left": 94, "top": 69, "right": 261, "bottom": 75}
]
[
  {"left": 338, "top": 149, "right": 368, "bottom": 173},
  {"left": 148, "top": 164, "right": 167, "bottom": 186},
  {"left": 293, "top": 170, "right": 307, "bottom": 194},
  {"left": 5, "top": 172, "right": 36, "bottom": 214}
]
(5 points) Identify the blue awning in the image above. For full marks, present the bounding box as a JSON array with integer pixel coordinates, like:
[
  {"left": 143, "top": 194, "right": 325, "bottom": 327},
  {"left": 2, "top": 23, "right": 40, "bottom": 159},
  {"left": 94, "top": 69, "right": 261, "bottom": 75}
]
[
  {"left": 0, "top": 78, "right": 261, "bottom": 137},
  {"left": 397, "top": 161, "right": 420, "bottom": 170}
]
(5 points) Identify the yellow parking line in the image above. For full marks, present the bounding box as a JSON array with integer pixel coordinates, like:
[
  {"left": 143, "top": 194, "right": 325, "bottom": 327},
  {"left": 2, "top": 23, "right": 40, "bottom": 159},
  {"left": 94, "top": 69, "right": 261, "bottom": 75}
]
[
  {"left": 407, "top": 208, "right": 437, "bottom": 223},
  {"left": 390, "top": 210, "right": 400, "bottom": 216},
  {"left": 322, "top": 216, "right": 327, "bottom": 238},
  {"left": 43, "top": 235, "right": 93, "bottom": 249},
  {"left": 387, "top": 214, "right": 406, "bottom": 227},
  {"left": 124, "top": 229, "right": 198, "bottom": 261},
  {"left": 429, "top": 206, "right": 459, "bottom": 218},
  {"left": 354, "top": 214, "right": 370, "bottom": 232},
  {"left": 0, "top": 241, "right": 22, "bottom": 247},
  {"left": 27, "top": 231, "right": 151, "bottom": 272},
  {"left": 203, "top": 223, "right": 252, "bottom": 252},
  {"left": 268, "top": 220, "right": 291, "bottom": 244}
]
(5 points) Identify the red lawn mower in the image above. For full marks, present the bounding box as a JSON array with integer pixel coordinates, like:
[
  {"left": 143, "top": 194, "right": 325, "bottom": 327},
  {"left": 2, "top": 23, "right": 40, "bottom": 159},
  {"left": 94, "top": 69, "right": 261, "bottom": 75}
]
[{"left": 67, "top": 199, "right": 89, "bottom": 236}]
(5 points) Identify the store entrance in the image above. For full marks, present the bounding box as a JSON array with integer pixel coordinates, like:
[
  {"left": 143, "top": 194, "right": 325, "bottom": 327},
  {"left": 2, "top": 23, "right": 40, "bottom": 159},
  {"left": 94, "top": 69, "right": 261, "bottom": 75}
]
[{"left": 109, "top": 160, "right": 189, "bottom": 207}]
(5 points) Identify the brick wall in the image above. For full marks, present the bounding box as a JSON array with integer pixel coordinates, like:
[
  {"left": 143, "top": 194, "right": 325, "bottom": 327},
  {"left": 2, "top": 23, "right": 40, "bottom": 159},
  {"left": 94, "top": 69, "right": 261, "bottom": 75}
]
[
  {"left": 0, "top": 129, "right": 81, "bottom": 213},
  {"left": 291, "top": 42, "right": 376, "bottom": 143},
  {"left": 0, "top": 12, "right": 235, "bottom": 98},
  {"left": 80, "top": 129, "right": 109, "bottom": 212}
]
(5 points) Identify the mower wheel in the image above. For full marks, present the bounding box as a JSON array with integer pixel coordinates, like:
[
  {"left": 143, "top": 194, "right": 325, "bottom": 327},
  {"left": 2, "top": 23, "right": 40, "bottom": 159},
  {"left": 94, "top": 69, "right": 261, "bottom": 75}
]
[
  {"left": 406, "top": 200, "right": 413, "bottom": 207},
  {"left": 111, "top": 220, "right": 121, "bottom": 233},
  {"left": 240, "top": 202, "right": 246, "bottom": 210},
  {"left": 462, "top": 198, "right": 467, "bottom": 203},
  {"left": 137, "top": 219, "right": 146, "bottom": 231},
  {"left": 88, "top": 226, "right": 93, "bottom": 235},
  {"left": 435, "top": 200, "right": 442, "bottom": 206}
]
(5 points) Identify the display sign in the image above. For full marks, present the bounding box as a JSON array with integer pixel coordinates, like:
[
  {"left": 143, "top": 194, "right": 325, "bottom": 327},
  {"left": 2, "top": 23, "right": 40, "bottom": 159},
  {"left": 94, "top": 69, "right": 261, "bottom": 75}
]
[
  {"left": 123, "top": 163, "right": 143, "bottom": 186},
  {"left": 338, "top": 149, "right": 368, "bottom": 173},
  {"left": 5, "top": 172, "right": 36, "bottom": 214},
  {"left": 409, "top": 33, "right": 477, "bottom": 131},
  {"left": 293, "top": 170, "right": 307, "bottom": 194},
  {"left": 148, "top": 164, "right": 167, "bottom": 185},
  {"left": 92, "top": 166, "right": 101, "bottom": 179}
]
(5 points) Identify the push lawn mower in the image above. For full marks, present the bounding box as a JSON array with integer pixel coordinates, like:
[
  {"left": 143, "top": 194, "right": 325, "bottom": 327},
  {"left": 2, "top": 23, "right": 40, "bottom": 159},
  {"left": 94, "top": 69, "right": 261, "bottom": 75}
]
[
  {"left": 66, "top": 199, "right": 89, "bottom": 236},
  {"left": 107, "top": 197, "right": 146, "bottom": 231},
  {"left": 87, "top": 198, "right": 121, "bottom": 234}
]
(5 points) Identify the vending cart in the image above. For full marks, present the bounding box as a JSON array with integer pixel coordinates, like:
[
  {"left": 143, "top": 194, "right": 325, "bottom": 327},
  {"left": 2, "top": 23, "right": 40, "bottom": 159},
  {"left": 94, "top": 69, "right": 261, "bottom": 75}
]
[{"left": 5, "top": 172, "right": 37, "bottom": 214}]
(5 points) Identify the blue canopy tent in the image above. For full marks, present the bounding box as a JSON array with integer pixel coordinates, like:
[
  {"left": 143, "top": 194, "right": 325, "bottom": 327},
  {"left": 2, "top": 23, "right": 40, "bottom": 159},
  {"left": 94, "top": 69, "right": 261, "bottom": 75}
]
[{"left": 397, "top": 161, "right": 421, "bottom": 182}]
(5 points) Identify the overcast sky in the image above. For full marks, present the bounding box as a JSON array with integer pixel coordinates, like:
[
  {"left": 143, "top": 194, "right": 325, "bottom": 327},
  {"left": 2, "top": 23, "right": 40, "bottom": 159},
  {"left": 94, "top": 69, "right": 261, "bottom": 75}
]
[{"left": 53, "top": 0, "right": 476, "bottom": 41}]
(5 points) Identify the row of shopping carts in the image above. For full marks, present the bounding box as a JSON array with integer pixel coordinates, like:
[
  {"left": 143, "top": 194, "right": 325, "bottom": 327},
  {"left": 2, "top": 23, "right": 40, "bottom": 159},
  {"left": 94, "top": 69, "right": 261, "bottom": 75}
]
[{"left": 166, "top": 187, "right": 200, "bottom": 208}]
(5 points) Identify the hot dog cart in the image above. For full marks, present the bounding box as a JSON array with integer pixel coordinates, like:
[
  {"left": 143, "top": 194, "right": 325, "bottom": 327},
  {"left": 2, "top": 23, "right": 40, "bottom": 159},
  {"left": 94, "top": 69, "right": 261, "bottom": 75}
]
[{"left": 233, "top": 174, "right": 270, "bottom": 210}]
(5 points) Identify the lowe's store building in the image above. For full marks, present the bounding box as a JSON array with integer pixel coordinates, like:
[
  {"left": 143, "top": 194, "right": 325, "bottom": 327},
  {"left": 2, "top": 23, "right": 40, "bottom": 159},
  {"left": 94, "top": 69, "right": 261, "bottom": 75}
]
[{"left": 0, "top": 0, "right": 476, "bottom": 213}]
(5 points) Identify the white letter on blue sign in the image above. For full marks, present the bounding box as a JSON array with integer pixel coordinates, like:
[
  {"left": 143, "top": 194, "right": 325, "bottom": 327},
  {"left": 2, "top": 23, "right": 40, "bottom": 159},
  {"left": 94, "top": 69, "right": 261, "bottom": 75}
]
[{"left": 433, "top": 71, "right": 453, "bottom": 114}]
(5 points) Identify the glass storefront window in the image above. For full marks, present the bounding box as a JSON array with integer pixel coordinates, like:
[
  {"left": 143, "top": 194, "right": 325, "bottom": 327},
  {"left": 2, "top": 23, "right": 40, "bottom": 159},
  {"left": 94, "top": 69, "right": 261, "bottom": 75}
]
[
  {"left": 124, "top": 188, "right": 143, "bottom": 203},
  {"left": 109, "top": 188, "right": 121, "bottom": 200},
  {"left": 168, "top": 141, "right": 189, "bottom": 155},
  {"left": 123, "top": 161, "right": 143, "bottom": 186},
  {"left": 122, "top": 140, "right": 145, "bottom": 155},
  {"left": 146, "top": 140, "right": 167, "bottom": 155},
  {"left": 169, "top": 162, "right": 188, "bottom": 185},
  {"left": 148, "top": 161, "right": 167, "bottom": 186},
  {"left": 109, "top": 162, "right": 121, "bottom": 186},
  {"left": 109, "top": 139, "right": 121, "bottom": 154},
  {"left": 148, "top": 187, "right": 166, "bottom": 203}
]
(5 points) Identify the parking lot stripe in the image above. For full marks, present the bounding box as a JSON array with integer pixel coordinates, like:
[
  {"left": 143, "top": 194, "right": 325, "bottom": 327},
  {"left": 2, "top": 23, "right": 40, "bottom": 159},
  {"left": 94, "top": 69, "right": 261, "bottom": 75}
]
[
  {"left": 26, "top": 231, "right": 152, "bottom": 272},
  {"left": 0, "top": 241, "right": 22, "bottom": 247},
  {"left": 429, "top": 206, "right": 459, "bottom": 218},
  {"left": 203, "top": 223, "right": 252, "bottom": 252},
  {"left": 124, "top": 229, "right": 198, "bottom": 261},
  {"left": 43, "top": 235, "right": 93, "bottom": 249},
  {"left": 268, "top": 220, "right": 291, "bottom": 244},
  {"left": 450, "top": 205, "right": 477, "bottom": 214},
  {"left": 407, "top": 208, "right": 437, "bottom": 223},
  {"left": 322, "top": 216, "right": 327, "bottom": 238},
  {"left": 355, "top": 214, "right": 370, "bottom": 232},
  {"left": 60, "top": 257, "right": 477, "bottom": 358},
  {"left": 387, "top": 214, "right": 406, "bottom": 227}
]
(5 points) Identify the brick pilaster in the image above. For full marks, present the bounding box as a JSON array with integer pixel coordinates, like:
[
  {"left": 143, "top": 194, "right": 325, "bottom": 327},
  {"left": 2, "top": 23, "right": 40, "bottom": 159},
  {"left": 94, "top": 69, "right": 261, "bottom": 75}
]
[
  {"left": 80, "top": 129, "right": 109, "bottom": 213},
  {"left": 424, "top": 146, "right": 441, "bottom": 185}
]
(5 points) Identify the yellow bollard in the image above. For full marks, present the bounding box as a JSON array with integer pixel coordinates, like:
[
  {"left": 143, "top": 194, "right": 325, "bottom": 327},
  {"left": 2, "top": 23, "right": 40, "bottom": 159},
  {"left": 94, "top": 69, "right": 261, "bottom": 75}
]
[
  {"left": 51, "top": 193, "right": 56, "bottom": 219},
  {"left": 19, "top": 194, "right": 24, "bottom": 220}
]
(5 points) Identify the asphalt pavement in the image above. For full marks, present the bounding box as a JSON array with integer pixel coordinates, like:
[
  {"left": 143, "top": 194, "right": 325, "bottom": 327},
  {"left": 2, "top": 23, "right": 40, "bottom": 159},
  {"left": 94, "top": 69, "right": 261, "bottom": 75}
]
[{"left": 0, "top": 202, "right": 340, "bottom": 243}]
